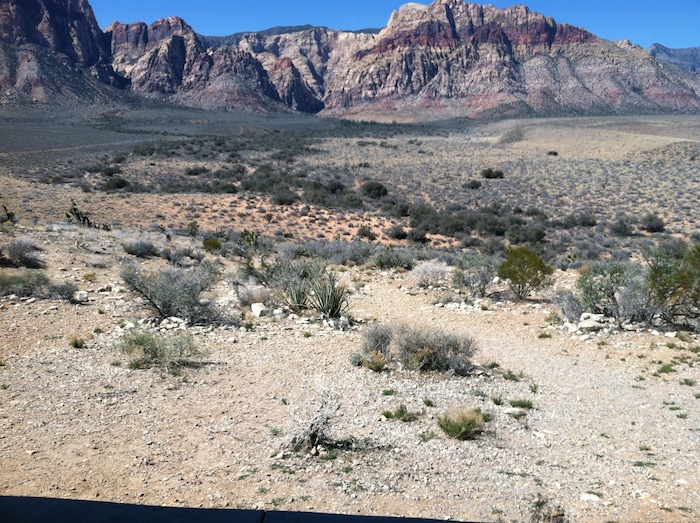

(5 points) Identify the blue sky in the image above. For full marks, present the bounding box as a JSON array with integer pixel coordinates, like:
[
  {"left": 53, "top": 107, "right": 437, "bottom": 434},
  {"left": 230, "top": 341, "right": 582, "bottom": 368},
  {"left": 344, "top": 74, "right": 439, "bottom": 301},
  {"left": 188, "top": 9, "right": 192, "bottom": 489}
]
[{"left": 90, "top": 0, "right": 698, "bottom": 49}]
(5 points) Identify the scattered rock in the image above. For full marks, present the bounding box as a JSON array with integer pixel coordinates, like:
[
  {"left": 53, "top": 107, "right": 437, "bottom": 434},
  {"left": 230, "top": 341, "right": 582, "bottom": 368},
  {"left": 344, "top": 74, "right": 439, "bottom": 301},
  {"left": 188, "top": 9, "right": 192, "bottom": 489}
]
[{"left": 251, "top": 303, "right": 268, "bottom": 318}]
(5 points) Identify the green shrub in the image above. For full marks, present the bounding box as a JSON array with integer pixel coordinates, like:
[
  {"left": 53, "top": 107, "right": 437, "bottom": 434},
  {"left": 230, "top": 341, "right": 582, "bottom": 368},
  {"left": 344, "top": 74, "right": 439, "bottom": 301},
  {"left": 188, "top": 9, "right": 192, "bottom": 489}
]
[
  {"left": 361, "top": 181, "right": 388, "bottom": 199},
  {"left": 641, "top": 213, "right": 665, "bottom": 233},
  {"left": 480, "top": 168, "right": 504, "bottom": 179},
  {"left": 577, "top": 261, "right": 647, "bottom": 325},
  {"left": 202, "top": 237, "right": 221, "bottom": 253},
  {"left": 437, "top": 408, "right": 487, "bottom": 440},
  {"left": 374, "top": 246, "right": 414, "bottom": 270},
  {"left": 498, "top": 246, "right": 553, "bottom": 299},
  {"left": 356, "top": 225, "right": 377, "bottom": 241},
  {"left": 387, "top": 224, "right": 408, "bottom": 240},
  {"left": 647, "top": 245, "right": 700, "bottom": 327},
  {"left": 117, "top": 329, "right": 200, "bottom": 372},
  {"left": 395, "top": 325, "right": 476, "bottom": 375},
  {"left": 121, "top": 263, "right": 227, "bottom": 324},
  {"left": 0, "top": 270, "right": 77, "bottom": 301}
]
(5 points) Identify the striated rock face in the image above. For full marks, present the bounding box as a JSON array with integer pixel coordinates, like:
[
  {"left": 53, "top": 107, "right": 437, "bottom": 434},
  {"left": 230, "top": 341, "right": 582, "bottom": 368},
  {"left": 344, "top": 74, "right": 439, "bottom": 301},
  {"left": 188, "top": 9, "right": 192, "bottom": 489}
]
[
  {"left": 322, "top": 0, "right": 700, "bottom": 117},
  {"left": 649, "top": 44, "right": 700, "bottom": 73},
  {"left": 0, "top": 0, "right": 110, "bottom": 68}
]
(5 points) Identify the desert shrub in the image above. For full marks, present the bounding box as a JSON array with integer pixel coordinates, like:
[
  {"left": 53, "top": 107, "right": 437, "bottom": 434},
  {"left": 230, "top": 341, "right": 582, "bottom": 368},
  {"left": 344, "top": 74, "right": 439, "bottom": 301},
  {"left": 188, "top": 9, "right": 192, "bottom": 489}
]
[
  {"left": 361, "top": 351, "right": 390, "bottom": 372},
  {"left": 641, "top": 213, "right": 665, "bottom": 233},
  {"left": 2, "top": 238, "right": 44, "bottom": 268},
  {"left": 234, "top": 283, "right": 271, "bottom": 307},
  {"left": 480, "top": 168, "right": 504, "bottom": 179},
  {"left": 288, "top": 388, "right": 340, "bottom": 452},
  {"left": 202, "top": 237, "right": 221, "bottom": 252},
  {"left": 361, "top": 181, "right": 388, "bottom": 199},
  {"left": 307, "top": 272, "right": 349, "bottom": 318},
  {"left": 162, "top": 247, "right": 203, "bottom": 267},
  {"left": 507, "top": 224, "right": 546, "bottom": 244},
  {"left": 374, "top": 246, "right": 414, "bottom": 270},
  {"left": 122, "top": 239, "right": 159, "bottom": 258},
  {"left": 100, "top": 176, "right": 130, "bottom": 192},
  {"left": 302, "top": 240, "right": 375, "bottom": 266},
  {"left": 464, "top": 179, "right": 482, "bottom": 190},
  {"left": 577, "top": 261, "right": 647, "bottom": 325},
  {"left": 553, "top": 291, "right": 583, "bottom": 323},
  {"left": 0, "top": 270, "right": 76, "bottom": 300},
  {"left": 387, "top": 224, "right": 408, "bottom": 240},
  {"left": 395, "top": 324, "right": 476, "bottom": 375},
  {"left": 407, "top": 228, "right": 429, "bottom": 244},
  {"left": 437, "top": 408, "right": 487, "bottom": 440},
  {"left": 498, "top": 246, "right": 554, "bottom": 299},
  {"left": 453, "top": 254, "right": 500, "bottom": 298},
  {"left": 185, "top": 166, "right": 209, "bottom": 176},
  {"left": 266, "top": 257, "right": 326, "bottom": 312},
  {"left": 410, "top": 260, "right": 451, "bottom": 288},
  {"left": 356, "top": 225, "right": 377, "bottom": 241},
  {"left": 361, "top": 323, "right": 393, "bottom": 356},
  {"left": 646, "top": 245, "right": 700, "bottom": 328},
  {"left": 610, "top": 215, "right": 634, "bottom": 237},
  {"left": 121, "top": 263, "right": 227, "bottom": 324},
  {"left": 117, "top": 329, "right": 200, "bottom": 372}
]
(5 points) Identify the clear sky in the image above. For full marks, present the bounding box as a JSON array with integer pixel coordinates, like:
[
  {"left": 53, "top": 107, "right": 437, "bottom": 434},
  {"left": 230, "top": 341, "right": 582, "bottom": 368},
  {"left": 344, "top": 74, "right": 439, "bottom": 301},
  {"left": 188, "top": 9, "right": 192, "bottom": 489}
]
[{"left": 89, "top": 0, "right": 698, "bottom": 49}]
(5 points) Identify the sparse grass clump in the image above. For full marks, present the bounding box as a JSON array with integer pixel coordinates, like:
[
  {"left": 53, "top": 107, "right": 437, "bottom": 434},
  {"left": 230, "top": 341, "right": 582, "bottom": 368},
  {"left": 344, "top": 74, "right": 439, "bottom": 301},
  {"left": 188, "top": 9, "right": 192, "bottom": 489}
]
[
  {"left": 383, "top": 404, "right": 421, "bottom": 422},
  {"left": 437, "top": 408, "right": 488, "bottom": 440},
  {"left": 118, "top": 329, "right": 200, "bottom": 372}
]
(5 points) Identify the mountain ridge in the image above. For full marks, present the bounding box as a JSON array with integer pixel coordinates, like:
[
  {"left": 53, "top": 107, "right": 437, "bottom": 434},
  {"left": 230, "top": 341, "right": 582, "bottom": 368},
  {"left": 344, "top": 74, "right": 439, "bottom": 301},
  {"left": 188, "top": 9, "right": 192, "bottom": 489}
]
[{"left": 1, "top": 0, "right": 699, "bottom": 119}]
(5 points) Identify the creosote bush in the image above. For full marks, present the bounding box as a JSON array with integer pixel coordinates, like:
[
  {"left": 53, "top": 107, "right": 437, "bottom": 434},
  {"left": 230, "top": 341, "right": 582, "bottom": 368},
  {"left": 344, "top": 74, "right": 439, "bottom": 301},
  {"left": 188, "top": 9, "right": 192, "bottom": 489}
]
[
  {"left": 121, "top": 263, "right": 229, "bottom": 325},
  {"left": 437, "top": 408, "right": 488, "bottom": 440},
  {"left": 498, "top": 246, "right": 553, "bottom": 299}
]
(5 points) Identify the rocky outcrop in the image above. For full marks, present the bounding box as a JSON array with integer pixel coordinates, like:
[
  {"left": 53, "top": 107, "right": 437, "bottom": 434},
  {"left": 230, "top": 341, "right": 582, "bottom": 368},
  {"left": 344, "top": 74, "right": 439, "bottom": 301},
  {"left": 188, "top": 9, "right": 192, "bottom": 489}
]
[
  {"left": 649, "top": 44, "right": 700, "bottom": 73},
  {"left": 2, "top": 0, "right": 700, "bottom": 118},
  {"left": 322, "top": 1, "right": 700, "bottom": 117},
  {"left": 0, "top": 0, "right": 109, "bottom": 68}
]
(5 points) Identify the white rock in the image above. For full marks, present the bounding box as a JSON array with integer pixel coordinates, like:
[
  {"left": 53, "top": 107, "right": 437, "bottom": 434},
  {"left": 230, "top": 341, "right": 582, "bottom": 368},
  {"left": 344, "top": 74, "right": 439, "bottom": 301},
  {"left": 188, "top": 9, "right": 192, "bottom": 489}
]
[
  {"left": 580, "top": 493, "right": 602, "bottom": 503},
  {"left": 74, "top": 291, "right": 89, "bottom": 303},
  {"left": 578, "top": 319, "right": 604, "bottom": 332},
  {"left": 580, "top": 312, "right": 605, "bottom": 322},
  {"left": 665, "top": 331, "right": 677, "bottom": 338},
  {"left": 251, "top": 303, "right": 268, "bottom": 318}
]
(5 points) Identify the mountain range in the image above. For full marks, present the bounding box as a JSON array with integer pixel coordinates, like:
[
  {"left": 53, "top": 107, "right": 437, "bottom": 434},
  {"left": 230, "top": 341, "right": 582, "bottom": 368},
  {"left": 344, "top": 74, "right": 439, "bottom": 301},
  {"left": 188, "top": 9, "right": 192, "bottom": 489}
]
[{"left": 1, "top": 0, "right": 699, "bottom": 119}]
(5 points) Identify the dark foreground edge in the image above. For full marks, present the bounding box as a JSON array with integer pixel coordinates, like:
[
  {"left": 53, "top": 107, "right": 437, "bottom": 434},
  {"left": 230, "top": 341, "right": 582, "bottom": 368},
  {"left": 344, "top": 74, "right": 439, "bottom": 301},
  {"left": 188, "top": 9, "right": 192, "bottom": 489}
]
[{"left": 0, "top": 497, "right": 477, "bottom": 523}]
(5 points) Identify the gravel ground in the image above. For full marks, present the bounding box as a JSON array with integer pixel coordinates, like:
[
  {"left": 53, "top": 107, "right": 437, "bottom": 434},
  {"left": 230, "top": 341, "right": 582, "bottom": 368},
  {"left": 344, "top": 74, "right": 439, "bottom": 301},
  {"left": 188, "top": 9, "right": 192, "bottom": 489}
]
[{"left": 1, "top": 226, "right": 699, "bottom": 522}]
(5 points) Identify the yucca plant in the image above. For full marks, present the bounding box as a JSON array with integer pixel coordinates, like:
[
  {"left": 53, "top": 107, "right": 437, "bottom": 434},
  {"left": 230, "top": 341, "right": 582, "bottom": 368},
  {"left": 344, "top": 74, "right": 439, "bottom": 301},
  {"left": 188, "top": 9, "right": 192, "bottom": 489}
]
[{"left": 308, "top": 272, "right": 349, "bottom": 318}]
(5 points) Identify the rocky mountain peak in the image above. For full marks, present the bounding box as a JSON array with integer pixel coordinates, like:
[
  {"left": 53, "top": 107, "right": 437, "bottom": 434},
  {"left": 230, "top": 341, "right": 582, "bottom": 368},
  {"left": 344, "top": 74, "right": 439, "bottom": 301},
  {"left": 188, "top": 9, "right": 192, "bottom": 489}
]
[{"left": 0, "top": 0, "right": 110, "bottom": 68}]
